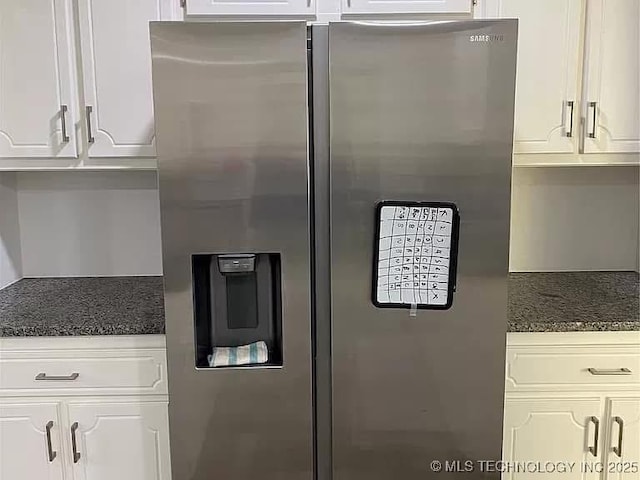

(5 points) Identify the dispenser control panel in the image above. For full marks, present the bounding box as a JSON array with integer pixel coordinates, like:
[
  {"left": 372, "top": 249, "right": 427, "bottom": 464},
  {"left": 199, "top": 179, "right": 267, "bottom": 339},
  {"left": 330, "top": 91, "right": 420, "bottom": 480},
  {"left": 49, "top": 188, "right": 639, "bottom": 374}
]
[{"left": 372, "top": 201, "right": 459, "bottom": 310}]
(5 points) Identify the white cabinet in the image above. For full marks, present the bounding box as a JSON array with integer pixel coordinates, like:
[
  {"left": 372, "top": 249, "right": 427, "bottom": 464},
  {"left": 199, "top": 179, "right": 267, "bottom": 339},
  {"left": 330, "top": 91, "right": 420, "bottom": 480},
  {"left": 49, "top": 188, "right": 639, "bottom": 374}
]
[
  {"left": 77, "top": 0, "right": 171, "bottom": 158},
  {"left": 499, "top": 0, "right": 582, "bottom": 154},
  {"left": 0, "top": 336, "right": 170, "bottom": 480},
  {"left": 503, "top": 398, "right": 602, "bottom": 480},
  {"left": 68, "top": 402, "right": 171, "bottom": 480},
  {"left": 0, "top": 402, "right": 65, "bottom": 480},
  {"left": 606, "top": 398, "right": 640, "bottom": 480},
  {"left": 186, "top": 0, "right": 315, "bottom": 16},
  {"left": 504, "top": 332, "right": 640, "bottom": 480},
  {"left": 0, "top": 0, "right": 77, "bottom": 158},
  {"left": 340, "top": 0, "right": 470, "bottom": 16},
  {"left": 583, "top": 0, "right": 640, "bottom": 154}
]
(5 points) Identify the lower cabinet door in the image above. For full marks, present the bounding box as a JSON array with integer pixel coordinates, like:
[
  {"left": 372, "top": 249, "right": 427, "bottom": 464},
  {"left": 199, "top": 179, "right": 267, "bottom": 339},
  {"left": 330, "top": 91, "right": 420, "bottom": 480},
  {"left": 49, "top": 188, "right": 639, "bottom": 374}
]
[
  {"left": 503, "top": 398, "right": 603, "bottom": 479},
  {"left": 67, "top": 401, "right": 171, "bottom": 480},
  {"left": 605, "top": 398, "right": 640, "bottom": 480},
  {"left": 0, "top": 402, "right": 65, "bottom": 480}
]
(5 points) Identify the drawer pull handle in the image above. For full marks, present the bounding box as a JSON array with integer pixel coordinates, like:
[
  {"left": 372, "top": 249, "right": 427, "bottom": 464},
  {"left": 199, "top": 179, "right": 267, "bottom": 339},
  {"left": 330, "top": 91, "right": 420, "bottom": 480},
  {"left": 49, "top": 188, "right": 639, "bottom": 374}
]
[
  {"left": 588, "top": 416, "right": 599, "bottom": 456},
  {"left": 587, "top": 368, "right": 632, "bottom": 376},
  {"left": 45, "top": 421, "right": 57, "bottom": 462},
  {"left": 613, "top": 416, "right": 624, "bottom": 457},
  {"left": 35, "top": 373, "right": 79, "bottom": 381},
  {"left": 71, "top": 422, "right": 81, "bottom": 463}
]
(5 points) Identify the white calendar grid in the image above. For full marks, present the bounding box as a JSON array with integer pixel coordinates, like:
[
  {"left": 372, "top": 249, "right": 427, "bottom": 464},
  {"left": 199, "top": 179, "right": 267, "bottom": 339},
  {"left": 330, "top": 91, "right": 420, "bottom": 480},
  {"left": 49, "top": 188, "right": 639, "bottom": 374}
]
[{"left": 376, "top": 205, "right": 454, "bottom": 306}]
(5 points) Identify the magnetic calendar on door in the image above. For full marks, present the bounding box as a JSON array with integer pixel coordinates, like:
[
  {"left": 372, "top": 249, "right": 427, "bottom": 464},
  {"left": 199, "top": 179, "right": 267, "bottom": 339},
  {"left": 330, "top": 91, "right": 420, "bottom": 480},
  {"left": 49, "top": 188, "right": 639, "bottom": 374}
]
[{"left": 372, "top": 201, "right": 460, "bottom": 310}]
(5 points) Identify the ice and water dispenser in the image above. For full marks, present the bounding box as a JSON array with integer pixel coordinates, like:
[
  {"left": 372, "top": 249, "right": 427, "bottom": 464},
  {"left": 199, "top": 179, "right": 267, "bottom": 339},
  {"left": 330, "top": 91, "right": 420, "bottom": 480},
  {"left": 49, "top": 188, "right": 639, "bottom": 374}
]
[{"left": 192, "top": 253, "right": 283, "bottom": 368}]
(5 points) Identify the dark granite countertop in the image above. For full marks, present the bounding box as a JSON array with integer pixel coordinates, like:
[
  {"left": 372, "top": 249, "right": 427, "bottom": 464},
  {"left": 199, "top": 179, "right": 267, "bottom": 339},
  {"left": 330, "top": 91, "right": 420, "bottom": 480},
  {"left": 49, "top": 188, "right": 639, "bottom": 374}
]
[
  {"left": 0, "top": 272, "right": 638, "bottom": 337},
  {"left": 0, "top": 277, "right": 165, "bottom": 336}
]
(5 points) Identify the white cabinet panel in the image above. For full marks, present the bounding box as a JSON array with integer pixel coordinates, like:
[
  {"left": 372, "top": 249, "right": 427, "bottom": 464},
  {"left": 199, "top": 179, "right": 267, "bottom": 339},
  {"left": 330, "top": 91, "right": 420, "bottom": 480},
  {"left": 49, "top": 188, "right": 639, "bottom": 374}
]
[
  {"left": 0, "top": 0, "right": 77, "bottom": 158},
  {"left": 68, "top": 402, "right": 171, "bottom": 480},
  {"left": 605, "top": 398, "right": 640, "bottom": 480},
  {"left": 584, "top": 0, "right": 640, "bottom": 154},
  {"left": 503, "top": 398, "right": 602, "bottom": 480},
  {"left": 499, "top": 0, "right": 582, "bottom": 154},
  {"left": 77, "top": 0, "right": 170, "bottom": 157},
  {"left": 0, "top": 402, "right": 65, "bottom": 480},
  {"left": 341, "top": 0, "right": 470, "bottom": 15},
  {"left": 186, "top": 0, "right": 315, "bottom": 16}
]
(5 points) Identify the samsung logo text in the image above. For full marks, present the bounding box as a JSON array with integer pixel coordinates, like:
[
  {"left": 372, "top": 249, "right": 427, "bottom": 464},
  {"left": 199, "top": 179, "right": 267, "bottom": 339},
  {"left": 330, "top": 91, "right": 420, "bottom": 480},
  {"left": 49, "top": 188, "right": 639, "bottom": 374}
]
[{"left": 469, "top": 34, "right": 504, "bottom": 42}]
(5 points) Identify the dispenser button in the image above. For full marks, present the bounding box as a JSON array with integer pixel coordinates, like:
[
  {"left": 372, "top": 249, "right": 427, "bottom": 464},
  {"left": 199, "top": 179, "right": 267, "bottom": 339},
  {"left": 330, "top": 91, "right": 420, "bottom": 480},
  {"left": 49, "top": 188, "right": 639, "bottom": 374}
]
[{"left": 218, "top": 254, "right": 256, "bottom": 273}]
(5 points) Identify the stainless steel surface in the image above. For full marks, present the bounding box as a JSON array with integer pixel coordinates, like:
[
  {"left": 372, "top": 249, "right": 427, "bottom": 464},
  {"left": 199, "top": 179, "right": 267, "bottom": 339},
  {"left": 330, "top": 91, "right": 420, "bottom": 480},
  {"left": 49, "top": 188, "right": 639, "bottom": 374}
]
[
  {"left": 70, "top": 422, "right": 81, "bottom": 463},
  {"left": 35, "top": 372, "right": 79, "bottom": 381},
  {"left": 565, "top": 101, "right": 574, "bottom": 138},
  {"left": 85, "top": 106, "right": 95, "bottom": 143},
  {"left": 45, "top": 420, "right": 56, "bottom": 462},
  {"left": 588, "top": 101, "right": 597, "bottom": 138},
  {"left": 151, "top": 22, "right": 313, "bottom": 480},
  {"left": 329, "top": 21, "right": 517, "bottom": 479},
  {"left": 589, "top": 416, "right": 599, "bottom": 456},
  {"left": 613, "top": 416, "right": 624, "bottom": 457},
  {"left": 60, "top": 105, "right": 69, "bottom": 143},
  {"left": 587, "top": 367, "right": 632, "bottom": 376},
  {"left": 311, "top": 24, "right": 333, "bottom": 480}
]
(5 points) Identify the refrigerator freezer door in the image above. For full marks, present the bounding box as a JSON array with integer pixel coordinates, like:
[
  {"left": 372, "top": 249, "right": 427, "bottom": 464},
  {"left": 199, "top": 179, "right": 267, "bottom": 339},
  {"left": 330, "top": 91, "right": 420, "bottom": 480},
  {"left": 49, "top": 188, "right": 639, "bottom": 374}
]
[
  {"left": 151, "top": 22, "right": 312, "bottom": 480},
  {"left": 329, "top": 21, "right": 517, "bottom": 479}
]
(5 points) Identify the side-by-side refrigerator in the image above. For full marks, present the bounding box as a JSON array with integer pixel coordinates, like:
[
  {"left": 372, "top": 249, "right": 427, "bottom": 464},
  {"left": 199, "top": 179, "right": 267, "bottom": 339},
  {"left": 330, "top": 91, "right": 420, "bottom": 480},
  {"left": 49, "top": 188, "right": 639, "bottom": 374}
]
[{"left": 150, "top": 20, "right": 517, "bottom": 480}]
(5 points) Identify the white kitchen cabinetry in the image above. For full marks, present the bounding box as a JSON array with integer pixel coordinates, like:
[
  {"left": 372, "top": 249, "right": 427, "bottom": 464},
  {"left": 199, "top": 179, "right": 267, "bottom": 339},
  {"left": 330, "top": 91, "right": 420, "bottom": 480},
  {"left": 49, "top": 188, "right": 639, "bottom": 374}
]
[
  {"left": 583, "top": 0, "right": 640, "bottom": 154},
  {"left": 503, "top": 398, "right": 602, "bottom": 480},
  {"left": 0, "top": 402, "right": 65, "bottom": 480},
  {"left": 186, "top": 0, "right": 315, "bottom": 16},
  {"left": 0, "top": 0, "right": 77, "bottom": 159},
  {"left": 68, "top": 402, "right": 171, "bottom": 480},
  {"left": 78, "top": 0, "right": 172, "bottom": 158},
  {"left": 498, "top": 0, "right": 582, "bottom": 154},
  {"left": 340, "top": 0, "right": 471, "bottom": 16},
  {"left": 0, "top": 336, "right": 170, "bottom": 480},
  {"left": 504, "top": 332, "right": 640, "bottom": 480}
]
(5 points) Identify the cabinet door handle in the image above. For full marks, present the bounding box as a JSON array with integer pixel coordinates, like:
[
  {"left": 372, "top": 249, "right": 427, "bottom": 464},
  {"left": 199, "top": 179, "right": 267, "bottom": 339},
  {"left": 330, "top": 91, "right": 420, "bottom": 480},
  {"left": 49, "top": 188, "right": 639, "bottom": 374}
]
[
  {"left": 588, "top": 416, "right": 599, "bottom": 456},
  {"left": 587, "top": 368, "right": 632, "bottom": 376},
  {"left": 565, "top": 101, "right": 574, "bottom": 138},
  {"left": 588, "top": 101, "right": 597, "bottom": 138},
  {"left": 35, "top": 372, "right": 79, "bottom": 381},
  {"left": 86, "top": 106, "right": 95, "bottom": 144},
  {"left": 45, "top": 421, "right": 57, "bottom": 462},
  {"left": 613, "top": 416, "right": 624, "bottom": 457},
  {"left": 71, "top": 422, "right": 81, "bottom": 463},
  {"left": 60, "top": 105, "right": 70, "bottom": 143}
]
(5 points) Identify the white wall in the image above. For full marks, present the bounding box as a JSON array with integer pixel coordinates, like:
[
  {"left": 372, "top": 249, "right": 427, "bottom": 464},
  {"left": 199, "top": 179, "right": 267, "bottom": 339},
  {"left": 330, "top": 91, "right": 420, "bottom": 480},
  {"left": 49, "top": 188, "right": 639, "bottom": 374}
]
[
  {"left": 17, "top": 171, "right": 163, "bottom": 277},
  {"left": 510, "top": 166, "right": 640, "bottom": 272},
  {"left": 0, "top": 173, "right": 23, "bottom": 288}
]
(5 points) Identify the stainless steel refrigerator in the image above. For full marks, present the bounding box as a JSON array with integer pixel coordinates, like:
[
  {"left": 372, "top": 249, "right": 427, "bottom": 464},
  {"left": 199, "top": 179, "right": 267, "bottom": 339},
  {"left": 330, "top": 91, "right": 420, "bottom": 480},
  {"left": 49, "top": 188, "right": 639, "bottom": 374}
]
[{"left": 150, "top": 20, "right": 517, "bottom": 480}]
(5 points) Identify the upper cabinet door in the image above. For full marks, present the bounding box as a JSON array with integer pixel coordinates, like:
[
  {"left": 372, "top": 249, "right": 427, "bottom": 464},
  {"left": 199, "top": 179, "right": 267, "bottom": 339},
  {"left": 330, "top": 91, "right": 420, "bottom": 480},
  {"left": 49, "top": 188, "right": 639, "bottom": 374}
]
[
  {"left": 500, "top": 0, "right": 582, "bottom": 154},
  {"left": 584, "top": 0, "right": 640, "bottom": 154},
  {"left": 77, "top": 0, "right": 170, "bottom": 158},
  {"left": 0, "top": 0, "right": 77, "bottom": 158},
  {"left": 186, "top": 0, "right": 315, "bottom": 15},
  {"left": 341, "top": 0, "right": 470, "bottom": 15}
]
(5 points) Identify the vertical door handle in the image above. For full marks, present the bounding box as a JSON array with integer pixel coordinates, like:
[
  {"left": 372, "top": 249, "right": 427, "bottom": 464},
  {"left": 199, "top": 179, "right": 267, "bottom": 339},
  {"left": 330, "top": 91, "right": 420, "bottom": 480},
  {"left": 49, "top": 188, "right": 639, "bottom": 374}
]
[
  {"left": 588, "top": 416, "right": 599, "bottom": 456},
  {"left": 60, "top": 105, "right": 70, "bottom": 143},
  {"left": 86, "top": 106, "right": 95, "bottom": 144},
  {"left": 613, "top": 416, "right": 624, "bottom": 457},
  {"left": 588, "top": 102, "right": 597, "bottom": 138},
  {"left": 565, "top": 101, "right": 574, "bottom": 137},
  {"left": 45, "top": 421, "right": 57, "bottom": 462},
  {"left": 71, "top": 422, "right": 81, "bottom": 463}
]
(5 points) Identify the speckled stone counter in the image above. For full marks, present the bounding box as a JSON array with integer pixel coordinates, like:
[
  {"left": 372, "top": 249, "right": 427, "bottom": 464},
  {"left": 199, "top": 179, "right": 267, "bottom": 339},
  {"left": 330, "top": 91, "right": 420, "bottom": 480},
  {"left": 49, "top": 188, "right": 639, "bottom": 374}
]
[
  {"left": 0, "top": 273, "right": 638, "bottom": 336},
  {"left": 0, "top": 277, "right": 164, "bottom": 336},
  {"left": 508, "top": 271, "right": 639, "bottom": 332}
]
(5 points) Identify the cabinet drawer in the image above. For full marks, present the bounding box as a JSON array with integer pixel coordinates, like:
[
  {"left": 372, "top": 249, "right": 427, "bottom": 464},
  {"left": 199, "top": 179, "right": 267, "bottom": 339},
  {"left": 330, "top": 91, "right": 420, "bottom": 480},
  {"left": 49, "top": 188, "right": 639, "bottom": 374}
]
[
  {"left": 0, "top": 342, "right": 167, "bottom": 396},
  {"left": 506, "top": 349, "right": 640, "bottom": 391}
]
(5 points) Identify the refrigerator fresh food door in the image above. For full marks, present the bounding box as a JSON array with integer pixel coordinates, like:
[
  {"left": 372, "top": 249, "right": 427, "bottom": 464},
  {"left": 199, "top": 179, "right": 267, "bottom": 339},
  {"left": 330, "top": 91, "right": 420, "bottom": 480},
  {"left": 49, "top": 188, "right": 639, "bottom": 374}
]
[
  {"left": 329, "top": 20, "right": 517, "bottom": 480},
  {"left": 150, "top": 22, "right": 313, "bottom": 480}
]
